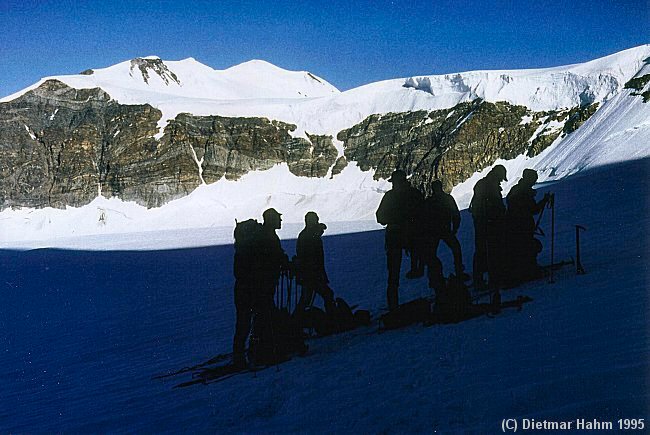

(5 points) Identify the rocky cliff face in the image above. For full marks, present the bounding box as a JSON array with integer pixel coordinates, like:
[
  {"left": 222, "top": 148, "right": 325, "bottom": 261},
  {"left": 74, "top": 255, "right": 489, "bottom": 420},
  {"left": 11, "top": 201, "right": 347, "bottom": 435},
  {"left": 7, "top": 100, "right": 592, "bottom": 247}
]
[
  {"left": 338, "top": 100, "right": 598, "bottom": 195},
  {"left": 0, "top": 80, "right": 162, "bottom": 208},
  {"left": 129, "top": 57, "right": 181, "bottom": 86},
  {"left": 0, "top": 80, "right": 338, "bottom": 209},
  {"left": 624, "top": 74, "right": 650, "bottom": 102},
  {"left": 164, "top": 114, "right": 337, "bottom": 184},
  {"left": 0, "top": 80, "right": 601, "bottom": 210}
]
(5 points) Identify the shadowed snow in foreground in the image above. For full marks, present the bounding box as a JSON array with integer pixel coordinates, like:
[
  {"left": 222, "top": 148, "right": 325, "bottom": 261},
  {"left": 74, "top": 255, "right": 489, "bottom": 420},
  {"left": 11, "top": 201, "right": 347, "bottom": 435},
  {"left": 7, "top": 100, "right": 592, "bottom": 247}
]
[{"left": 0, "top": 158, "right": 647, "bottom": 432}]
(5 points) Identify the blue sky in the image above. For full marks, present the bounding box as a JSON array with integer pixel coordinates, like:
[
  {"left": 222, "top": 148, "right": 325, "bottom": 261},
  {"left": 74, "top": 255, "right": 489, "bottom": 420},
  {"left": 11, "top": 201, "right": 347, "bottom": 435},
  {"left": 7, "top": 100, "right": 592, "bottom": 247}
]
[{"left": 0, "top": 0, "right": 647, "bottom": 97}]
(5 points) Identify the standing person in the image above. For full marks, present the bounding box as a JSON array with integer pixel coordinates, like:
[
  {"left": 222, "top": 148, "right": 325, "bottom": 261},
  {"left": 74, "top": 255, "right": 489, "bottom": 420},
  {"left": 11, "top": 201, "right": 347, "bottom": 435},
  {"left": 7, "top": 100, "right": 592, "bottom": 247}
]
[
  {"left": 257, "top": 208, "right": 290, "bottom": 297},
  {"left": 232, "top": 218, "right": 262, "bottom": 368},
  {"left": 231, "top": 208, "right": 288, "bottom": 368},
  {"left": 251, "top": 208, "right": 290, "bottom": 362},
  {"left": 469, "top": 164, "right": 508, "bottom": 290},
  {"left": 295, "top": 211, "right": 335, "bottom": 313},
  {"left": 422, "top": 180, "right": 464, "bottom": 291},
  {"left": 506, "top": 169, "right": 550, "bottom": 284},
  {"left": 376, "top": 169, "right": 424, "bottom": 311}
]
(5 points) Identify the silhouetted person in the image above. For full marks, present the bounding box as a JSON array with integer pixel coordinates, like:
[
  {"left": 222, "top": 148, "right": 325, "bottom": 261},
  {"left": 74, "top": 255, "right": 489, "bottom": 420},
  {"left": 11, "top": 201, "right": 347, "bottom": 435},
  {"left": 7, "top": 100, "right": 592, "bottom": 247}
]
[
  {"left": 422, "top": 180, "right": 464, "bottom": 291},
  {"left": 257, "top": 208, "right": 290, "bottom": 294},
  {"left": 469, "top": 164, "right": 508, "bottom": 290},
  {"left": 406, "top": 193, "right": 427, "bottom": 279},
  {"left": 506, "top": 169, "right": 550, "bottom": 284},
  {"left": 232, "top": 208, "right": 288, "bottom": 368},
  {"left": 295, "top": 211, "right": 335, "bottom": 312},
  {"left": 376, "top": 169, "right": 424, "bottom": 310}
]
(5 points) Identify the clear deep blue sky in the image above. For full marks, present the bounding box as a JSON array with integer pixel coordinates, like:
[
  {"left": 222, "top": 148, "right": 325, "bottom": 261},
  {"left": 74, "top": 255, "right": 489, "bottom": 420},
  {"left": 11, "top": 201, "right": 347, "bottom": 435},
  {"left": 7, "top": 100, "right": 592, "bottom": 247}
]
[{"left": 1, "top": 0, "right": 647, "bottom": 97}]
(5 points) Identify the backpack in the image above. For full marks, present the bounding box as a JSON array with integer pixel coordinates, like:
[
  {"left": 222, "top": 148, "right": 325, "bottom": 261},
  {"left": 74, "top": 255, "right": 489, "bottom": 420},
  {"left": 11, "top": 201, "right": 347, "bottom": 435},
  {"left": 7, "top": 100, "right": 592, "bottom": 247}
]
[
  {"left": 380, "top": 298, "right": 432, "bottom": 330},
  {"left": 432, "top": 275, "right": 472, "bottom": 323},
  {"left": 295, "top": 297, "right": 371, "bottom": 336},
  {"left": 329, "top": 297, "right": 356, "bottom": 331},
  {"left": 249, "top": 306, "right": 307, "bottom": 366},
  {"left": 233, "top": 219, "right": 263, "bottom": 279}
]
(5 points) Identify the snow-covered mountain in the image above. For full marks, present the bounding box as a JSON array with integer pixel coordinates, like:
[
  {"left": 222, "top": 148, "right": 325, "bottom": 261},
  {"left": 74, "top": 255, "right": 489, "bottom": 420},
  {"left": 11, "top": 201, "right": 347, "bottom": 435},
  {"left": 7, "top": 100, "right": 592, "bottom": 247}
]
[
  {"left": 0, "top": 56, "right": 340, "bottom": 140},
  {"left": 1, "top": 46, "right": 649, "bottom": 247},
  {"left": 3, "top": 46, "right": 647, "bottom": 139},
  {"left": 1, "top": 56, "right": 340, "bottom": 102}
]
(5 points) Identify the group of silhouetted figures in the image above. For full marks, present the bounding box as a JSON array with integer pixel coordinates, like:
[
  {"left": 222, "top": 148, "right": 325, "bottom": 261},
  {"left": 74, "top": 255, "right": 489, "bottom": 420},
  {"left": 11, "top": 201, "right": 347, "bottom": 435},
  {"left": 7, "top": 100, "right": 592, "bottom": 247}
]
[
  {"left": 232, "top": 209, "right": 339, "bottom": 367},
  {"left": 231, "top": 165, "right": 551, "bottom": 368},
  {"left": 378, "top": 166, "right": 552, "bottom": 309}
]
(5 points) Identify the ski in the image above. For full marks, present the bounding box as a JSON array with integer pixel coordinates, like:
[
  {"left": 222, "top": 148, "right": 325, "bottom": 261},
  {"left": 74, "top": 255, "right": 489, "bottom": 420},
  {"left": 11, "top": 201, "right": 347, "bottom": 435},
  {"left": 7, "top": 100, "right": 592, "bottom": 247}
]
[
  {"left": 173, "top": 363, "right": 275, "bottom": 389},
  {"left": 469, "top": 258, "right": 575, "bottom": 300},
  {"left": 540, "top": 258, "right": 575, "bottom": 272},
  {"left": 152, "top": 352, "right": 232, "bottom": 380},
  {"left": 424, "top": 295, "right": 532, "bottom": 326}
]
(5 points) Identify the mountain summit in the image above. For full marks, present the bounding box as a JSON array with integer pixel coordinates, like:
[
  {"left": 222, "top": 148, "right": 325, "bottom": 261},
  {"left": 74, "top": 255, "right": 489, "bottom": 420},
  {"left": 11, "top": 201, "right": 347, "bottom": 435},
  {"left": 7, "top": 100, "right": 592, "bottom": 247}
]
[{"left": 1, "top": 56, "right": 340, "bottom": 104}]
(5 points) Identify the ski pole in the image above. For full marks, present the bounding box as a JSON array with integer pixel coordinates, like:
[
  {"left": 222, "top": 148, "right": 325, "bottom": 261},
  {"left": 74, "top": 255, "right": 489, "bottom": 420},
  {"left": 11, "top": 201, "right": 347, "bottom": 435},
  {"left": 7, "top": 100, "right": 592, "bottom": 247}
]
[
  {"left": 549, "top": 193, "right": 555, "bottom": 284},
  {"left": 282, "top": 273, "right": 289, "bottom": 308},
  {"left": 534, "top": 199, "right": 547, "bottom": 236},
  {"left": 576, "top": 225, "right": 587, "bottom": 275},
  {"left": 294, "top": 276, "right": 298, "bottom": 313},
  {"left": 309, "top": 288, "right": 317, "bottom": 308},
  {"left": 267, "top": 306, "right": 281, "bottom": 372},
  {"left": 280, "top": 271, "right": 285, "bottom": 311},
  {"left": 286, "top": 271, "right": 293, "bottom": 313}
]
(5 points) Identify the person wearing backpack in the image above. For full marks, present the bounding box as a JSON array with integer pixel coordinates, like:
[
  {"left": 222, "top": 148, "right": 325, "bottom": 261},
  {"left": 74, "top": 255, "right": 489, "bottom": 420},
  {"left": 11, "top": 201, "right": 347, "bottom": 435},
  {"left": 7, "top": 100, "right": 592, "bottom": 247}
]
[
  {"left": 376, "top": 169, "right": 424, "bottom": 311},
  {"left": 231, "top": 208, "right": 289, "bottom": 368},
  {"left": 469, "top": 165, "right": 508, "bottom": 290},
  {"left": 257, "top": 208, "right": 290, "bottom": 294},
  {"left": 232, "top": 218, "right": 263, "bottom": 368},
  {"left": 295, "top": 212, "right": 335, "bottom": 313},
  {"left": 248, "top": 208, "right": 293, "bottom": 365},
  {"left": 506, "top": 169, "right": 550, "bottom": 284}
]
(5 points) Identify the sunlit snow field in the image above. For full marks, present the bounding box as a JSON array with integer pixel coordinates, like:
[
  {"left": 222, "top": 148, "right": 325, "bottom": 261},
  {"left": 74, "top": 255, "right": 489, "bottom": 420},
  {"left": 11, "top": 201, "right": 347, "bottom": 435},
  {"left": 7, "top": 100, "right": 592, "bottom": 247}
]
[{"left": 1, "top": 158, "right": 647, "bottom": 432}]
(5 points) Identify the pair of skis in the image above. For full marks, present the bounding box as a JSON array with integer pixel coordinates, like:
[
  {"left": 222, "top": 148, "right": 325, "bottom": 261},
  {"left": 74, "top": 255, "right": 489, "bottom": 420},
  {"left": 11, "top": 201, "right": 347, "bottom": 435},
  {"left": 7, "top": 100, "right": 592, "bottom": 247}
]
[
  {"left": 423, "top": 294, "right": 533, "bottom": 326},
  {"left": 152, "top": 353, "right": 287, "bottom": 388},
  {"left": 172, "top": 362, "right": 276, "bottom": 389},
  {"left": 151, "top": 352, "right": 232, "bottom": 381}
]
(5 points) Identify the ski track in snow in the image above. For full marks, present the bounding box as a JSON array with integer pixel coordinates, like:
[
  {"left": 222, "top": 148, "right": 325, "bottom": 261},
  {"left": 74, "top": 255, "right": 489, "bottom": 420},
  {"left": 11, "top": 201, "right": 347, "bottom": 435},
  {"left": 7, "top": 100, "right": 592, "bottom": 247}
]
[{"left": 1, "top": 158, "right": 647, "bottom": 432}]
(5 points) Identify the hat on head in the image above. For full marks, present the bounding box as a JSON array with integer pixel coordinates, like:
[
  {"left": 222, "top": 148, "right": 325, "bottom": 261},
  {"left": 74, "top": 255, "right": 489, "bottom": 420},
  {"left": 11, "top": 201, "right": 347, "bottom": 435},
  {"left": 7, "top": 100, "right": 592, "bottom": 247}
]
[
  {"left": 263, "top": 207, "right": 282, "bottom": 221},
  {"left": 491, "top": 164, "right": 508, "bottom": 182},
  {"left": 388, "top": 169, "right": 407, "bottom": 183},
  {"left": 522, "top": 168, "right": 538, "bottom": 184},
  {"left": 305, "top": 211, "right": 319, "bottom": 225}
]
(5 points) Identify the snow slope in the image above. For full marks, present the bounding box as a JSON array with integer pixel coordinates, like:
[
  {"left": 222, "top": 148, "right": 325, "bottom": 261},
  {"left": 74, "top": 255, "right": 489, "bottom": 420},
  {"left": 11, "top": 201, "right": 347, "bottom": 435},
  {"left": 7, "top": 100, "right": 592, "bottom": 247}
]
[
  {"left": 1, "top": 157, "right": 647, "bottom": 432},
  {"left": 452, "top": 81, "right": 650, "bottom": 208},
  {"left": 0, "top": 163, "right": 388, "bottom": 247}
]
